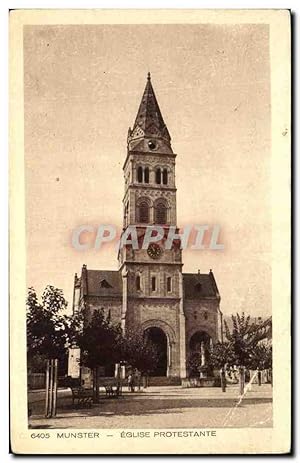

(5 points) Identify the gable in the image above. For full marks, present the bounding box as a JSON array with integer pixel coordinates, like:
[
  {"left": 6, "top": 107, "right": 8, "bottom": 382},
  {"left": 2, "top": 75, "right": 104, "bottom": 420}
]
[
  {"left": 183, "top": 273, "right": 219, "bottom": 299},
  {"left": 86, "top": 270, "right": 122, "bottom": 297}
]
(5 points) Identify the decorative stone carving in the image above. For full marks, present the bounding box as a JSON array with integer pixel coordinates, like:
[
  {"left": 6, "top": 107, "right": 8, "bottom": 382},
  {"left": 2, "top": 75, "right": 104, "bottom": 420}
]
[{"left": 130, "top": 154, "right": 175, "bottom": 167}]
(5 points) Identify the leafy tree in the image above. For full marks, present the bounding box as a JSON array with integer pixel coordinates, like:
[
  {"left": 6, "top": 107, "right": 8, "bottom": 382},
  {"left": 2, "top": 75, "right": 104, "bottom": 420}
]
[
  {"left": 223, "top": 313, "right": 271, "bottom": 394},
  {"left": 77, "top": 309, "right": 123, "bottom": 402},
  {"left": 248, "top": 342, "right": 272, "bottom": 382},
  {"left": 208, "top": 313, "right": 272, "bottom": 394},
  {"left": 27, "top": 353, "right": 48, "bottom": 373},
  {"left": 26, "top": 286, "right": 77, "bottom": 365},
  {"left": 187, "top": 352, "right": 201, "bottom": 377},
  {"left": 121, "top": 329, "right": 159, "bottom": 385},
  {"left": 27, "top": 285, "right": 79, "bottom": 417},
  {"left": 209, "top": 341, "right": 235, "bottom": 370},
  {"left": 223, "top": 313, "right": 269, "bottom": 365}
]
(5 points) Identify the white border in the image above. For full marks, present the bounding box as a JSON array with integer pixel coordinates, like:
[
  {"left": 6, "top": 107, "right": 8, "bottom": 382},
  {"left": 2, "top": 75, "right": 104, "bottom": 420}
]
[{"left": 3, "top": 2, "right": 298, "bottom": 462}]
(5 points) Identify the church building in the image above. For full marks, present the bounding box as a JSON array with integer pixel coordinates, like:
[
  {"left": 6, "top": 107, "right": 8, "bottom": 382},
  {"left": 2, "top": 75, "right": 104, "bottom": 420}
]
[{"left": 72, "top": 74, "right": 222, "bottom": 380}]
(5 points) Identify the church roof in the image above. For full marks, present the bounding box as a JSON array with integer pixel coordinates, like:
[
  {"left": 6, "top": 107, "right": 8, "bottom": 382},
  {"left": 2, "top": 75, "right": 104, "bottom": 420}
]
[
  {"left": 182, "top": 271, "right": 220, "bottom": 299},
  {"left": 83, "top": 269, "right": 122, "bottom": 298},
  {"left": 128, "top": 73, "right": 171, "bottom": 145},
  {"left": 80, "top": 267, "right": 219, "bottom": 300}
]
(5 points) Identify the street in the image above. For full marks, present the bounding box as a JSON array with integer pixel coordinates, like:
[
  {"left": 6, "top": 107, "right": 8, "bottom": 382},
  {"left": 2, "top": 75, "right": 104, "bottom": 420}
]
[{"left": 28, "top": 384, "right": 272, "bottom": 429}]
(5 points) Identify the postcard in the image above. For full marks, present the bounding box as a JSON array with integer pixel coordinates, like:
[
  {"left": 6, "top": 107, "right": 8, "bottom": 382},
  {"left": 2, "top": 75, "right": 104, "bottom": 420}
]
[{"left": 10, "top": 9, "right": 291, "bottom": 454}]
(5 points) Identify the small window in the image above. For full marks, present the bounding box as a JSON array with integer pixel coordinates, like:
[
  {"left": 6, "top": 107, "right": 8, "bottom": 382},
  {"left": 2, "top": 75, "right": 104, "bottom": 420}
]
[
  {"left": 195, "top": 282, "right": 202, "bottom": 292},
  {"left": 124, "top": 201, "right": 129, "bottom": 226},
  {"left": 100, "top": 279, "right": 112, "bottom": 289},
  {"left": 136, "top": 275, "right": 141, "bottom": 291},
  {"left": 155, "top": 168, "right": 161, "bottom": 184},
  {"left": 204, "top": 311, "right": 208, "bottom": 320},
  {"left": 144, "top": 167, "right": 149, "bottom": 183},
  {"left": 151, "top": 276, "right": 156, "bottom": 291},
  {"left": 167, "top": 277, "right": 171, "bottom": 292},
  {"left": 137, "top": 166, "right": 143, "bottom": 183},
  {"left": 163, "top": 169, "right": 168, "bottom": 185}
]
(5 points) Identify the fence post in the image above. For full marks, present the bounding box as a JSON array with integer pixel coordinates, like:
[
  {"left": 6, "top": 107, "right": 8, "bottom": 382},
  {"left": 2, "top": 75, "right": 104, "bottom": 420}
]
[
  {"left": 239, "top": 366, "right": 245, "bottom": 396},
  {"left": 45, "top": 360, "right": 50, "bottom": 417},
  {"left": 48, "top": 359, "right": 54, "bottom": 417},
  {"left": 52, "top": 359, "right": 58, "bottom": 417}
]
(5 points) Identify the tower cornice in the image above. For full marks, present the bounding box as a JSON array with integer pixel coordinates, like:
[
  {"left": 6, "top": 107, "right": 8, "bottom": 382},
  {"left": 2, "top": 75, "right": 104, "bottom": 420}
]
[
  {"left": 123, "top": 150, "right": 177, "bottom": 171},
  {"left": 122, "top": 184, "right": 177, "bottom": 201}
]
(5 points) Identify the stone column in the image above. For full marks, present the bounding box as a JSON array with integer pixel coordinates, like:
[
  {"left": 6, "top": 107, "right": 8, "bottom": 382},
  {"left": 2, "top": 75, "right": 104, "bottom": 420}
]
[
  {"left": 166, "top": 338, "right": 172, "bottom": 377},
  {"left": 178, "top": 271, "right": 186, "bottom": 378},
  {"left": 199, "top": 341, "right": 206, "bottom": 378},
  {"left": 121, "top": 269, "right": 128, "bottom": 332}
]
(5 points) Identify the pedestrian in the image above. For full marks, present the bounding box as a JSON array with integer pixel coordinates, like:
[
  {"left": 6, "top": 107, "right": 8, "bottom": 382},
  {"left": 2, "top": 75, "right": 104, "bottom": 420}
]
[
  {"left": 127, "top": 373, "right": 132, "bottom": 392},
  {"left": 130, "top": 374, "right": 135, "bottom": 392},
  {"left": 220, "top": 366, "right": 226, "bottom": 392},
  {"left": 134, "top": 369, "right": 141, "bottom": 391}
]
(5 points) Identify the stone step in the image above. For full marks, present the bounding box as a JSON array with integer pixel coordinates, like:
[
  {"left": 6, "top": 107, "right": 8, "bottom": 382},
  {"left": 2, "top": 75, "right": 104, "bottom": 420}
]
[{"left": 148, "top": 376, "right": 182, "bottom": 386}]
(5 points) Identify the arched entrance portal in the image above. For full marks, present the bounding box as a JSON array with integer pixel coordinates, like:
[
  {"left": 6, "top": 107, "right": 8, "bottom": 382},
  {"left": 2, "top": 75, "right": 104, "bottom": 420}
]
[{"left": 144, "top": 327, "right": 168, "bottom": 376}]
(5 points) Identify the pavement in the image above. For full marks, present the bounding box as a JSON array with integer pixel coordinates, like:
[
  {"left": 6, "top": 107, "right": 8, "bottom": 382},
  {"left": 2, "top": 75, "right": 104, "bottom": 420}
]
[{"left": 28, "top": 384, "right": 272, "bottom": 429}]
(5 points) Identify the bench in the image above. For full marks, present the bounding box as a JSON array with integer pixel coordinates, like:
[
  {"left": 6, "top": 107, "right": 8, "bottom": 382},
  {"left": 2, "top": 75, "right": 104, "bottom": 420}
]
[
  {"left": 105, "top": 384, "right": 122, "bottom": 398},
  {"left": 71, "top": 387, "right": 93, "bottom": 408}
]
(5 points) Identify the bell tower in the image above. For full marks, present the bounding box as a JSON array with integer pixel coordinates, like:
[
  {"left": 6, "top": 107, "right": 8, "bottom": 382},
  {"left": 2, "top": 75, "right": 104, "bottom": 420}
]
[
  {"left": 119, "top": 73, "right": 186, "bottom": 379},
  {"left": 122, "top": 72, "right": 177, "bottom": 230}
]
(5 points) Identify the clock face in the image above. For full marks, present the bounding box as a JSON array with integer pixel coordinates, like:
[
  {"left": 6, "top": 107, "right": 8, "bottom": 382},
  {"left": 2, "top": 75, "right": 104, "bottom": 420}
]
[
  {"left": 147, "top": 243, "right": 163, "bottom": 259},
  {"left": 148, "top": 140, "right": 157, "bottom": 150}
]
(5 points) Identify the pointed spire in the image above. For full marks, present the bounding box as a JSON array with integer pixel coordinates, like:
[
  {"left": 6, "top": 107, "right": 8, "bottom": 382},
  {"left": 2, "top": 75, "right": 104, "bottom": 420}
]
[{"left": 128, "top": 73, "right": 171, "bottom": 147}]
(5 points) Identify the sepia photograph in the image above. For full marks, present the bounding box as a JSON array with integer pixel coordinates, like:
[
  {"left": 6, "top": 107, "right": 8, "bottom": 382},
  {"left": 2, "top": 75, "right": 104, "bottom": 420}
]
[{"left": 10, "top": 9, "right": 291, "bottom": 454}]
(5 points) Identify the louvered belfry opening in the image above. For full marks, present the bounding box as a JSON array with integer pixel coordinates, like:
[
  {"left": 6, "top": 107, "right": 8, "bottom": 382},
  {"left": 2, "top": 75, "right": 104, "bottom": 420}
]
[
  {"left": 154, "top": 200, "right": 167, "bottom": 224},
  {"left": 137, "top": 199, "right": 150, "bottom": 223}
]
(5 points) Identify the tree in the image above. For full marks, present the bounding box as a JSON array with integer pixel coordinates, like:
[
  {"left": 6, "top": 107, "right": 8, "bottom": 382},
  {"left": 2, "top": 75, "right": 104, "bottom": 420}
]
[
  {"left": 27, "top": 285, "right": 76, "bottom": 362},
  {"left": 187, "top": 352, "right": 202, "bottom": 377},
  {"left": 208, "top": 313, "right": 271, "bottom": 395},
  {"left": 207, "top": 341, "right": 236, "bottom": 392},
  {"left": 225, "top": 314, "right": 270, "bottom": 361},
  {"left": 209, "top": 341, "right": 235, "bottom": 370},
  {"left": 26, "top": 286, "right": 78, "bottom": 417},
  {"left": 248, "top": 343, "right": 272, "bottom": 385},
  {"left": 77, "top": 309, "right": 123, "bottom": 402},
  {"left": 121, "top": 329, "right": 159, "bottom": 386},
  {"left": 223, "top": 313, "right": 269, "bottom": 394}
]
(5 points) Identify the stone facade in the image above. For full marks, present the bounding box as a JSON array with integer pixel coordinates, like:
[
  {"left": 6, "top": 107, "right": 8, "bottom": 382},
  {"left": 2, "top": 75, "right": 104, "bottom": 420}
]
[{"left": 72, "top": 74, "right": 222, "bottom": 379}]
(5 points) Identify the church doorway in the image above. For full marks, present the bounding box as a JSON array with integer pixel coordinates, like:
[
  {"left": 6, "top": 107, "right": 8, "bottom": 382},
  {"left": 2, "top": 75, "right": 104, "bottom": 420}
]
[{"left": 144, "top": 327, "right": 168, "bottom": 376}]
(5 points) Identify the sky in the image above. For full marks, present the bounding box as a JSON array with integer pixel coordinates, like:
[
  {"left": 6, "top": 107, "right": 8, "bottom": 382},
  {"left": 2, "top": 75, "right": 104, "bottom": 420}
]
[{"left": 24, "top": 24, "right": 271, "bottom": 316}]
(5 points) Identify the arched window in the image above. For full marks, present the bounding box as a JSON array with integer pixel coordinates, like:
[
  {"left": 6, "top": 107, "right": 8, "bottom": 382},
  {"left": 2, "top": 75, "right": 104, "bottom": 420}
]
[
  {"left": 163, "top": 169, "right": 168, "bottom": 185},
  {"left": 136, "top": 275, "right": 141, "bottom": 291},
  {"left": 144, "top": 167, "right": 149, "bottom": 183},
  {"left": 155, "top": 168, "right": 161, "bottom": 184},
  {"left": 136, "top": 198, "right": 150, "bottom": 223},
  {"left": 154, "top": 199, "right": 168, "bottom": 224},
  {"left": 137, "top": 166, "right": 143, "bottom": 183},
  {"left": 167, "top": 277, "right": 171, "bottom": 292},
  {"left": 124, "top": 201, "right": 129, "bottom": 226}
]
